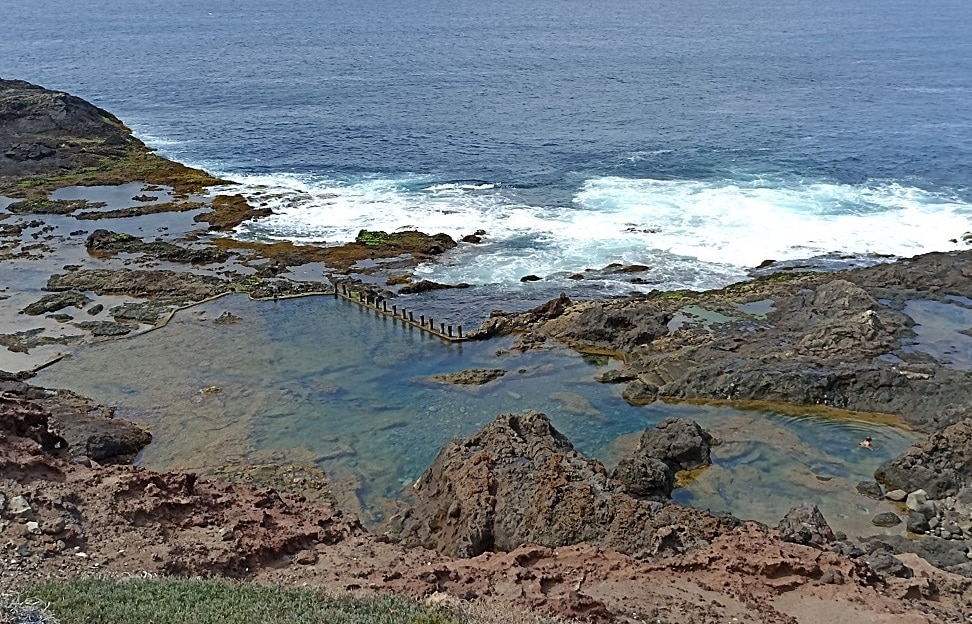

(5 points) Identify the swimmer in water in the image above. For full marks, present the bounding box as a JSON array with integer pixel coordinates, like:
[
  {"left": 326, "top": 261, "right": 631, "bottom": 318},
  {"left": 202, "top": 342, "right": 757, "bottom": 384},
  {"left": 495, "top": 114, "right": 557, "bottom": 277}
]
[{"left": 860, "top": 437, "right": 872, "bottom": 449}]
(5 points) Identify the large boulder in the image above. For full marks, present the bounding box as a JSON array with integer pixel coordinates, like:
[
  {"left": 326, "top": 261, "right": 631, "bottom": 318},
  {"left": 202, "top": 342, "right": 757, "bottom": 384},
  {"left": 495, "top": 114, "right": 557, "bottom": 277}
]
[
  {"left": 777, "top": 503, "right": 835, "bottom": 546},
  {"left": 875, "top": 419, "right": 972, "bottom": 498},
  {"left": 389, "top": 412, "right": 735, "bottom": 558},
  {"left": 610, "top": 418, "right": 714, "bottom": 500},
  {"left": 636, "top": 417, "right": 714, "bottom": 472}
]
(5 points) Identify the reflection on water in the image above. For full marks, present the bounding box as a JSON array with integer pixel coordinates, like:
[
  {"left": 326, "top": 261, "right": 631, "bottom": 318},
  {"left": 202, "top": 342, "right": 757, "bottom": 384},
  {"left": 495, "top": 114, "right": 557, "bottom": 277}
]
[{"left": 36, "top": 294, "right": 914, "bottom": 532}]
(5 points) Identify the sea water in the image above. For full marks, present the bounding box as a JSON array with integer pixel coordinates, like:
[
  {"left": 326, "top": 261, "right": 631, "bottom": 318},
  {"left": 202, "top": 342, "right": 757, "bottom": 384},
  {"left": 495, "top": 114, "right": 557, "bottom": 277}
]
[{"left": 2, "top": 0, "right": 970, "bottom": 295}]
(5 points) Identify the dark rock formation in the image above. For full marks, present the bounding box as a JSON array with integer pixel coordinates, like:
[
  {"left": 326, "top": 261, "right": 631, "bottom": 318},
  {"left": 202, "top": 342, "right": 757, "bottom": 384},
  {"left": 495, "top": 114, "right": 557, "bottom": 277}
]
[
  {"left": 871, "top": 512, "right": 902, "bottom": 527},
  {"left": 471, "top": 251, "right": 972, "bottom": 433},
  {"left": 428, "top": 369, "right": 506, "bottom": 386},
  {"left": 22, "top": 291, "right": 90, "bottom": 316},
  {"left": 46, "top": 268, "right": 231, "bottom": 300},
  {"left": 85, "top": 229, "right": 229, "bottom": 264},
  {"left": 0, "top": 380, "right": 150, "bottom": 463},
  {"left": 777, "top": 503, "right": 835, "bottom": 546},
  {"left": 397, "top": 280, "right": 470, "bottom": 295},
  {"left": 636, "top": 418, "right": 714, "bottom": 472},
  {"left": 610, "top": 418, "right": 715, "bottom": 500},
  {"left": 875, "top": 419, "right": 972, "bottom": 498},
  {"left": 0, "top": 78, "right": 130, "bottom": 178},
  {"left": 389, "top": 411, "right": 735, "bottom": 559}
]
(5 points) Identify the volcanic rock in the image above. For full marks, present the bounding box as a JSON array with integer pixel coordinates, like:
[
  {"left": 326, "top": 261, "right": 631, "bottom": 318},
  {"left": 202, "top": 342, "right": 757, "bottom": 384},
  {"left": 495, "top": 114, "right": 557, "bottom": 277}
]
[
  {"left": 390, "top": 411, "right": 735, "bottom": 559},
  {"left": 875, "top": 418, "right": 972, "bottom": 498},
  {"left": 777, "top": 503, "right": 835, "bottom": 546}
]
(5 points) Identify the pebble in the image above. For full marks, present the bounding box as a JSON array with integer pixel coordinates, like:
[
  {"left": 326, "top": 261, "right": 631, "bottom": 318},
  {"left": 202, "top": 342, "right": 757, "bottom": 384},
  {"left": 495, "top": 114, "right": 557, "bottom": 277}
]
[
  {"left": 886, "top": 489, "right": 907, "bottom": 502},
  {"left": 906, "top": 489, "right": 928, "bottom": 511},
  {"left": 8, "top": 495, "right": 32, "bottom": 518},
  {"left": 26, "top": 521, "right": 41, "bottom": 535}
]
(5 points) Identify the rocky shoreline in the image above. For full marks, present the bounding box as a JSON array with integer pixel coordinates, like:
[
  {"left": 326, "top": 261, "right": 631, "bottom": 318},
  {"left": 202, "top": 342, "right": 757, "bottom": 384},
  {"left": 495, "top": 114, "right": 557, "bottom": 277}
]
[{"left": 2, "top": 78, "right": 972, "bottom": 622}]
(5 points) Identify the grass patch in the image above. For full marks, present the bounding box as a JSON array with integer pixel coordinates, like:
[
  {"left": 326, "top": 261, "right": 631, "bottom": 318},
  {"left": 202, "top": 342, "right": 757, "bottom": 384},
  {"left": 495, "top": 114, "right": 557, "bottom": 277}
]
[{"left": 18, "top": 578, "right": 457, "bottom": 624}]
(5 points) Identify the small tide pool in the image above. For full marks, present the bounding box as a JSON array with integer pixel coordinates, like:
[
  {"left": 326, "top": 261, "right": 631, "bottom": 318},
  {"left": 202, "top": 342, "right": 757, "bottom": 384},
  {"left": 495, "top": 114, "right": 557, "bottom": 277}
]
[{"left": 35, "top": 294, "right": 915, "bottom": 534}]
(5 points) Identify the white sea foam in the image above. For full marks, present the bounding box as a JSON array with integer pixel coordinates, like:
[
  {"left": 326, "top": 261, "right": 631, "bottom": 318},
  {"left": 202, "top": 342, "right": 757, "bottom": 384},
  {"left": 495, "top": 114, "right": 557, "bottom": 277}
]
[{"left": 222, "top": 172, "right": 972, "bottom": 291}]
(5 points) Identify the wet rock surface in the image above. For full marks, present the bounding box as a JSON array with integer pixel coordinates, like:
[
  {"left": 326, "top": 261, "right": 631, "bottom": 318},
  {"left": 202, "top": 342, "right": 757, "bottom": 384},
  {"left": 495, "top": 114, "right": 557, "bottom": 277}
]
[{"left": 474, "top": 255, "right": 972, "bottom": 433}]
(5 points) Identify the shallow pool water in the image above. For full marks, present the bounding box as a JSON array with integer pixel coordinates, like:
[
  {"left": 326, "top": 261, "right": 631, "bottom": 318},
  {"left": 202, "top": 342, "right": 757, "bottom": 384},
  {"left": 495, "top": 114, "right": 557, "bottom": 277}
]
[{"left": 36, "top": 294, "right": 914, "bottom": 532}]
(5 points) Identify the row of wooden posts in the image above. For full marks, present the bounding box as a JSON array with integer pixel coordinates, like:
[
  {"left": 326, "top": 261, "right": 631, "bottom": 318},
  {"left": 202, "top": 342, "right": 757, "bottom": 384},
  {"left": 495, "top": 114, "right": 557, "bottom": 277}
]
[{"left": 335, "top": 284, "right": 466, "bottom": 341}]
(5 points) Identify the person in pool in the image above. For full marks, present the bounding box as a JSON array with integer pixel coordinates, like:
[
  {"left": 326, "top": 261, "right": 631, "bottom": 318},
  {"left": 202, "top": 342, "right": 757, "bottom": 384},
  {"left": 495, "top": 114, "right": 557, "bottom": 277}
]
[{"left": 860, "top": 437, "right": 872, "bottom": 449}]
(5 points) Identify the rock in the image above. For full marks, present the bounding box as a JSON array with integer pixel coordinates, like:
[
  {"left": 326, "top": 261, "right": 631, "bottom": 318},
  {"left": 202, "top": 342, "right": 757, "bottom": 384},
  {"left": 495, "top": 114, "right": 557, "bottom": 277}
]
[
  {"left": 528, "top": 293, "right": 572, "bottom": 319},
  {"left": 865, "top": 550, "right": 913, "bottom": 579},
  {"left": 391, "top": 411, "right": 735, "bottom": 558},
  {"left": 636, "top": 418, "right": 714, "bottom": 472},
  {"left": 872, "top": 512, "right": 902, "bottom": 527},
  {"left": 461, "top": 234, "right": 482, "bottom": 244},
  {"left": 610, "top": 455, "right": 674, "bottom": 500},
  {"left": 885, "top": 489, "right": 908, "bottom": 502},
  {"left": 7, "top": 495, "right": 32, "bottom": 519},
  {"left": 875, "top": 419, "right": 972, "bottom": 498},
  {"left": 428, "top": 369, "right": 506, "bottom": 386},
  {"left": 86, "top": 304, "right": 104, "bottom": 316},
  {"left": 213, "top": 311, "right": 242, "bottom": 325},
  {"left": 22, "top": 291, "right": 90, "bottom": 316},
  {"left": 85, "top": 229, "right": 229, "bottom": 264},
  {"left": 218, "top": 527, "right": 234, "bottom": 542},
  {"left": 777, "top": 503, "right": 835, "bottom": 546},
  {"left": 25, "top": 521, "right": 41, "bottom": 535},
  {"left": 856, "top": 480, "right": 884, "bottom": 499},
  {"left": 109, "top": 301, "right": 178, "bottom": 324},
  {"left": 0, "top": 79, "right": 134, "bottom": 179},
  {"left": 397, "top": 280, "right": 470, "bottom": 295},
  {"left": 73, "top": 320, "right": 133, "bottom": 337},
  {"left": 905, "top": 489, "right": 928, "bottom": 511},
  {"left": 519, "top": 274, "right": 542, "bottom": 282},
  {"left": 46, "top": 268, "right": 231, "bottom": 301}
]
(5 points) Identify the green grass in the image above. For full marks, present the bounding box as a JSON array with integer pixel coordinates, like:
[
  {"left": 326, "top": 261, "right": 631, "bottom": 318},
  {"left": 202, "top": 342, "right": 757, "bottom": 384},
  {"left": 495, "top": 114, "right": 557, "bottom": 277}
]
[{"left": 13, "top": 578, "right": 457, "bottom": 624}]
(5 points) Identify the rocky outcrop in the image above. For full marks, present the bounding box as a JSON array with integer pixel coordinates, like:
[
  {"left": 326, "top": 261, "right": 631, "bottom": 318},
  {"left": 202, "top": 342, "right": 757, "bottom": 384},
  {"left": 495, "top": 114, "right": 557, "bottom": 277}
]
[
  {"left": 45, "top": 268, "right": 231, "bottom": 300},
  {"left": 427, "top": 369, "right": 506, "bottom": 386},
  {"left": 610, "top": 418, "right": 714, "bottom": 500},
  {"left": 389, "top": 411, "right": 735, "bottom": 559},
  {"left": 875, "top": 418, "right": 972, "bottom": 498},
  {"left": 1, "top": 380, "right": 150, "bottom": 464},
  {"left": 0, "top": 78, "right": 130, "bottom": 178},
  {"left": 473, "top": 254, "right": 972, "bottom": 433},
  {"left": 85, "top": 229, "right": 229, "bottom": 264},
  {"left": 777, "top": 503, "right": 835, "bottom": 546}
]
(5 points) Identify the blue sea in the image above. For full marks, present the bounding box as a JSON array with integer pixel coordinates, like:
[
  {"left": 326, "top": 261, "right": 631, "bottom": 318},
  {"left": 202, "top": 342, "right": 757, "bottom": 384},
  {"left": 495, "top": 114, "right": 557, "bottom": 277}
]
[{"left": 3, "top": 0, "right": 971, "bottom": 295}]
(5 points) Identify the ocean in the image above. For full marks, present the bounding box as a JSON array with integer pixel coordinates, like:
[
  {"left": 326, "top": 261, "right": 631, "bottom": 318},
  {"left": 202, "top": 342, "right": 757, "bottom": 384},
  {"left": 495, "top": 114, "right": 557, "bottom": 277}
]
[{"left": 3, "top": 0, "right": 971, "bottom": 296}]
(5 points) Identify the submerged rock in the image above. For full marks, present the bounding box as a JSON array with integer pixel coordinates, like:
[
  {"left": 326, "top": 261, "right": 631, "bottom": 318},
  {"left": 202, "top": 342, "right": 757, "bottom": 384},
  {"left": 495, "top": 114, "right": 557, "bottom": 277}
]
[{"left": 428, "top": 368, "right": 507, "bottom": 386}]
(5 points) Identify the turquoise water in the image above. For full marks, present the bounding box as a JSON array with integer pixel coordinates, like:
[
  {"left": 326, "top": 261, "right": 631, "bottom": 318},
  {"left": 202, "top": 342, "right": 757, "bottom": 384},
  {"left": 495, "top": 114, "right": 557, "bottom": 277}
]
[{"left": 35, "top": 295, "right": 914, "bottom": 532}]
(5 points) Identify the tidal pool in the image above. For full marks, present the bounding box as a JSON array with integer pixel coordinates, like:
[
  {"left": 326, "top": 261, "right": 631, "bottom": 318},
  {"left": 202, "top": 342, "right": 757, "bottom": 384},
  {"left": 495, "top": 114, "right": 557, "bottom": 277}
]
[{"left": 36, "top": 294, "right": 915, "bottom": 534}]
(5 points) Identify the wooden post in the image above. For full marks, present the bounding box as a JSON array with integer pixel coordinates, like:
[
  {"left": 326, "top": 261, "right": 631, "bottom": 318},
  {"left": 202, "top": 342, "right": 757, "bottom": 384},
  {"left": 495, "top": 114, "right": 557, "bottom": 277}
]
[
  {"left": 383, "top": 301, "right": 387, "bottom": 312},
  {"left": 447, "top": 325, "right": 453, "bottom": 337},
  {"left": 420, "top": 315, "right": 425, "bottom": 327},
  {"left": 408, "top": 311, "right": 414, "bottom": 322},
  {"left": 440, "top": 323, "right": 445, "bottom": 334},
  {"left": 458, "top": 325, "right": 463, "bottom": 338},
  {"left": 429, "top": 317, "right": 434, "bottom": 332},
  {"left": 392, "top": 305, "right": 397, "bottom": 316}
]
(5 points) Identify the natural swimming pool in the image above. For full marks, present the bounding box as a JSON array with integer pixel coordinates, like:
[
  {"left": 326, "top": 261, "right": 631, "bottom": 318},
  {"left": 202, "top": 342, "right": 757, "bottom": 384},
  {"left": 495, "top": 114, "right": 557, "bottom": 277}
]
[{"left": 35, "top": 294, "right": 915, "bottom": 535}]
